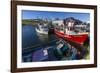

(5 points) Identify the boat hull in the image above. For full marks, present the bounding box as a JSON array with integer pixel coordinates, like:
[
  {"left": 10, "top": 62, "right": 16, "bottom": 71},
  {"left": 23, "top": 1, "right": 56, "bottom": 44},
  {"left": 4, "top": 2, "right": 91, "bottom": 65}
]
[
  {"left": 54, "top": 29, "right": 88, "bottom": 45},
  {"left": 35, "top": 28, "right": 48, "bottom": 34}
]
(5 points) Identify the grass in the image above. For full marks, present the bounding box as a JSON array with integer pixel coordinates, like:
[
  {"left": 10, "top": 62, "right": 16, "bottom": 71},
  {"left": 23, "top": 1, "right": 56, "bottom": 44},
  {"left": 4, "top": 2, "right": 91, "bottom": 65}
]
[
  {"left": 22, "top": 19, "right": 38, "bottom": 25},
  {"left": 22, "top": 19, "right": 49, "bottom": 25}
]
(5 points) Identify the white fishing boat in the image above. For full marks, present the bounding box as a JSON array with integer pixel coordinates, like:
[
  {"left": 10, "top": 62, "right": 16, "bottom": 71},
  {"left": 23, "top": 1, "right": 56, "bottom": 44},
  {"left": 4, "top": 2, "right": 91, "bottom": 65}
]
[{"left": 36, "top": 23, "right": 48, "bottom": 34}]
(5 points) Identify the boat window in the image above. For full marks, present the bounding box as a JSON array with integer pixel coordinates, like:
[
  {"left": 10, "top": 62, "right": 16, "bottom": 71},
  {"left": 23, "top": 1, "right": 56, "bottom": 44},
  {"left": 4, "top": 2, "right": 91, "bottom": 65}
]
[{"left": 56, "top": 43, "right": 64, "bottom": 50}]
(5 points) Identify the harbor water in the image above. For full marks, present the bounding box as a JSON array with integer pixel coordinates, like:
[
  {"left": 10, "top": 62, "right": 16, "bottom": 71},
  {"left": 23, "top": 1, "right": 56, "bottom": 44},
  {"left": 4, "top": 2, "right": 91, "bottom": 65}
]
[{"left": 22, "top": 25, "right": 88, "bottom": 62}]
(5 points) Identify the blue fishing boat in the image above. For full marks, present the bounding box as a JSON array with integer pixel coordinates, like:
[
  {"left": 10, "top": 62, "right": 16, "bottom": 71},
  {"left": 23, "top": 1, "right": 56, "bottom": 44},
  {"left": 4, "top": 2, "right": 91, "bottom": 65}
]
[
  {"left": 32, "top": 39, "right": 78, "bottom": 61},
  {"left": 53, "top": 39, "right": 77, "bottom": 60}
]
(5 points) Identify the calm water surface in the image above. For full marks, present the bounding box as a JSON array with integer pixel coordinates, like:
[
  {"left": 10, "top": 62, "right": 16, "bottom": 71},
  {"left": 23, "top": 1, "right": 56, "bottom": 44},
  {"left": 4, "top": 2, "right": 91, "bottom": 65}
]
[{"left": 22, "top": 25, "right": 57, "bottom": 50}]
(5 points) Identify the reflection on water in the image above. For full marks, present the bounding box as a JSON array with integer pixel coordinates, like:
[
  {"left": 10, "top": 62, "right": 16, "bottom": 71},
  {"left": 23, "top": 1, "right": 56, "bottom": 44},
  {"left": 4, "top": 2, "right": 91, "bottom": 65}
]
[
  {"left": 36, "top": 33, "right": 49, "bottom": 43},
  {"left": 22, "top": 25, "right": 57, "bottom": 49}
]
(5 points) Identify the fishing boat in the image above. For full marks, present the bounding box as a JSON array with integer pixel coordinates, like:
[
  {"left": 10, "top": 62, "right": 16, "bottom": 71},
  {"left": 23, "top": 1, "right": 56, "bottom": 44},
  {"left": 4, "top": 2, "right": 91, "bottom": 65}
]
[
  {"left": 35, "top": 23, "right": 48, "bottom": 34},
  {"left": 32, "top": 39, "right": 78, "bottom": 61},
  {"left": 54, "top": 18, "right": 88, "bottom": 45},
  {"left": 54, "top": 29, "right": 88, "bottom": 45},
  {"left": 54, "top": 39, "right": 77, "bottom": 60}
]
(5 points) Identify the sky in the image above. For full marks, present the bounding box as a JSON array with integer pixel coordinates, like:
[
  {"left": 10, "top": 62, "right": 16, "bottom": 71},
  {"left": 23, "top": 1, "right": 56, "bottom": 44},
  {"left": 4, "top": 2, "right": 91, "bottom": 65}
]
[{"left": 22, "top": 10, "right": 90, "bottom": 22}]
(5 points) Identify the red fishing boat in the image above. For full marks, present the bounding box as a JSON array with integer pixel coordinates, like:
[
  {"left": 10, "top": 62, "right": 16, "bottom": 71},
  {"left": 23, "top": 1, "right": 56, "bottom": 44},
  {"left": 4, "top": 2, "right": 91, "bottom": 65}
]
[
  {"left": 53, "top": 17, "right": 89, "bottom": 45},
  {"left": 54, "top": 29, "right": 88, "bottom": 45}
]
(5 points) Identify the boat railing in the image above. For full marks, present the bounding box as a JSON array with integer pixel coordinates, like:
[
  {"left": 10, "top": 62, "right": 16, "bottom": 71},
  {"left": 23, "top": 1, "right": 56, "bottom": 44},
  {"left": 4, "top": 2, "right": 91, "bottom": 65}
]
[{"left": 22, "top": 39, "right": 59, "bottom": 55}]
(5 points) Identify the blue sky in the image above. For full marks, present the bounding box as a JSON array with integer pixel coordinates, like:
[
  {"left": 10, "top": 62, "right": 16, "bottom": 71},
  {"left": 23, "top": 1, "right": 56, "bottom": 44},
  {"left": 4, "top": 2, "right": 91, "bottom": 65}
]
[{"left": 22, "top": 10, "right": 90, "bottom": 22}]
